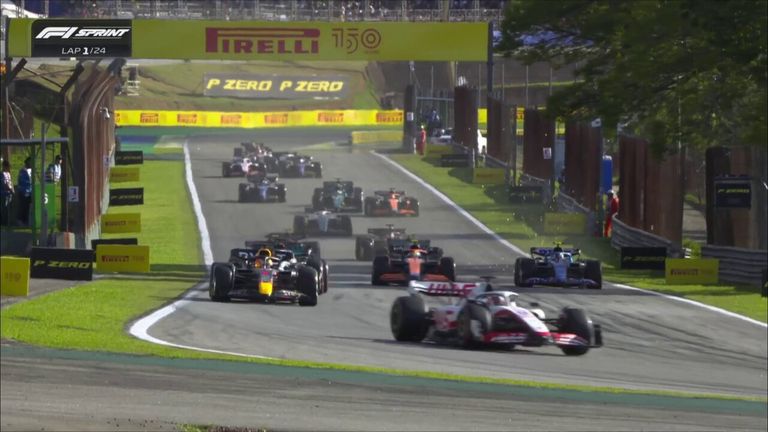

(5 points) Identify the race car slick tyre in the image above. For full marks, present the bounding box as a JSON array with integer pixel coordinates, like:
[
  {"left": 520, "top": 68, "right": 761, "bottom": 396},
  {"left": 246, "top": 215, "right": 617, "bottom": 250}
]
[
  {"left": 311, "top": 188, "right": 322, "bottom": 210},
  {"left": 584, "top": 260, "right": 603, "bottom": 289},
  {"left": 322, "top": 260, "right": 329, "bottom": 293},
  {"left": 353, "top": 187, "right": 364, "bottom": 212},
  {"left": 412, "top": 199, "right": 420, "bottom": 217},
  {"left": 297, "top": 266, "right": 319, "bottom": 307},
  {"left": 439, "top": 257, "right": 456, "bottom": 281},
  {"left": 355, "top": 237, "right": 373, "bottom": 261},
  {"left": 371, "top": 256, "right": 389, "bottom": 285},
  {"left": 209, "top": 263, "right": 234, "bottom": 302},
  {"left": 277, "top": 184, "right": 287, "bottom": 203},
  {"left": 457, "top": 303, "right": 491, "bottom": 349},
  {"left": 238, "top": 183, "right": 248, "bottom": 203},
  {"left": 315, "top": 165, "right": 323, "bottom": 178},
  {"left": 514, "top": 258, "right": 536, "bottom": 287},
  {"left": 340, "top": 216, "right": 353, "bottom": 236},
  {"left": 222, "top": 162, "right": 231, "bottom": 178},
  {"left": 363, "top": 197, "right": 376, "bottom": 216},
  {"left": 558, "top": 307, "right": 594, "bottom": 356},
  {"left": 293, "top": 215, "right": 306, "bottom": 237},
  {"left": 390, "top": 295, "right": 429, "bottom": 342}
]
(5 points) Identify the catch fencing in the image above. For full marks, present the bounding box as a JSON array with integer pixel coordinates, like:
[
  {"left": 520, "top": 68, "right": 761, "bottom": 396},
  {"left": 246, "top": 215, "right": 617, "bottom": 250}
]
[{"left": 701, "top": 245, "right": 767, "bottom": 287}]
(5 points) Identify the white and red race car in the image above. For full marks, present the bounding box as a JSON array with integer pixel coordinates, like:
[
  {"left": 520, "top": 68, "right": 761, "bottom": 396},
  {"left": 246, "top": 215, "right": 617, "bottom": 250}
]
[{"left": 390, "top": 280, "right": 603, "bottom": 356}]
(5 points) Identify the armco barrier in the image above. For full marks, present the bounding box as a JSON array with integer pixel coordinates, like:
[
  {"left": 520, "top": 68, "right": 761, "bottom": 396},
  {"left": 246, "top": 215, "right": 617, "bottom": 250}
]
[
  {"left": 611, "top": 217, "right": 684, "bottom": 258},
  {"left": 556, "top": 191, "right": 596, "bottom": 232},
  {"left": 520, "top": 173, "right": 552, "bottom": 204},
  {"left": 701, "top": 245, "right": 767, "bottom": 287},
  {"left": 350, "top": 130, "right": 403, "bottom": 145}
]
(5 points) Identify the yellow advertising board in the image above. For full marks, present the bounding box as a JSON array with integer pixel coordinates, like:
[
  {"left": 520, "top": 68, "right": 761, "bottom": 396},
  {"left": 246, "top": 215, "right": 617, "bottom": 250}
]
[
  {"left": 472, "top": 168, "right": 506, "bottom": 184},
  {"left": 101, "top": 213, "right": 142, "bottom": 234},
  {"left": 115, "top": 110, "right": 404, "bottom": 128},
  {"left": 96, "top": 245, "right": 150, "bottom": 273},
  {"left": 0, "top": 256, "right": 30, "bottom": 297},
  {"left": 350, "top": 130, "right": 403, "bottom": 145},
  {"left": 543, "top": 212, "right": 587, "bottom": 235},
  {"left": 425, "top": 144, "right": 454, "bottom": 157},
  {"left": 110, "top": 166, "right": 141, "bottom": 183},
  {"left": 665, "top": 259, "right": 719, "bottom": 285}
]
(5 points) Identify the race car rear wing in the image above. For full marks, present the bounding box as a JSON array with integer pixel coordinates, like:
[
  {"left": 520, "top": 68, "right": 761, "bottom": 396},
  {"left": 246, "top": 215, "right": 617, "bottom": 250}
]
[
  {"left": 367, "top": 227, "right": 407, "bottom": 237},
  {"left": 530, "top": 247, "right": 581, "bottom": 257},
  {"left": 408, "top": 281, "right": 488, "bottom": 297},
  {"left": 373, "top": 190, "right": 406, "bottom": 196}
]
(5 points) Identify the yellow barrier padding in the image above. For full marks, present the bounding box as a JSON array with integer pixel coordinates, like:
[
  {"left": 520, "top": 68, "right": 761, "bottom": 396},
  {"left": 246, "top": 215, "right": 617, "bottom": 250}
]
[
  {"left": 350, "top": 130, "right": 403, "bottom": 145},
  {"left": 101, "top": 213, "right": 142, "bottom": 234},
  {"left": 96, "top": 245, "right": 151, "bottom": 273},
  {"left": 472, "top": 168, "right": 506, "bottom": 184},
  {"left": 115, "top": 110, "right": 404, "bottom": 128},
  {"left": 543, "top": 212, "right": 587, "bottom": 235},
  {"left": 665, "top": 259, "right": 719, "bottom": 285},
  {"left": 110, "top": 166, "right": 141, "bottom": 183},
  {"left": 0, "top": 256, "right": 30, "bottom": 297},
  {"left": 425, "top": 144, "right": 454, "bottom": 157}
]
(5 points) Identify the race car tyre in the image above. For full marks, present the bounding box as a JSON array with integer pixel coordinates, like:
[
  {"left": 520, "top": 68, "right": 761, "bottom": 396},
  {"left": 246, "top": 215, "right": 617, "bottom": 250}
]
[
  {"left": 277, "top": 184, "right": 287, "bottom": 203},
  {"left": 457, "top": 303, "right": 491, "bottom": 349},
  {"left": 209, "top": 263, "right": 234, "bottom": 302},
  {"left": 322, "top": 260, "right": 329, "bottom": 293},
  {"left": 439, "top": 257, "right": 456, "bottom": 281},
  {"left": 428, "top": 247, "right": 444, "bottom": 259},
  {"left": 372, "top": 240, "right": 387, "bottom": 258},
  {"left": 293, "top": 215, "right": 306, "bottom": 237},
  {"left": 312, "top": 188, "right": 323, "bottom": 210},
  {"left": 353, "top": 187, "right": 364, "bottom": 212},
  {"left": 558, "top": 307, "right": 594, "bottom": 356},
  {"left": 238, "top": 183, "right": 249, "bottom": 203},
  {"left": 584, "top": 260, "right": 603, "bottom": 289},
  {"left": 363, "top": 197, "right": 376, "bottom": 216},
  {"left": 371, "top": 256, "right": 390, "bottom": 285},
  {"left": 297, "top": 266, "right": 319, "bottom": 307},
  {"left": 411, "top": 199, "right": 420, "bottom": 217},
  {"left": 514, "top": 258, "right": 536, "bottom": 287},
  {"left": 222, "top": 162, "right": 231, "bottom": 178},
  {"left": 305, "top": 241, "right": 322, "bottom": 258},
  {"left": 355, "top": 237, "right": 373, "bottom": 261},
  {"left": 340, "top": 215, "right": 353, "bottom": 236},
  {"left": 233, "top": 148, "right": 243, "bottom": 158},
  {"left": 390, "top": 295, "right": 429, "bottom": 342},
  {"left": 314, "top": 164, "right": 323, "bottom": 178}
]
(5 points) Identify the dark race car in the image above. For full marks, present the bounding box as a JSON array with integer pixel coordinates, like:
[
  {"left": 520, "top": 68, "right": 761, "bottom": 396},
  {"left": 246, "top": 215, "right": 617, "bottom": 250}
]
[
  {"left": 271, "top": 152, "right": 322, "bottom": 178},
  {"left": 312, "top": 179, "right": 363, "bottom": 213},
  {"left": 354, "top": 224, "right": 408, "bottom": 261},
  {"left": 363, "top": 189, "right": 420, "bottom": 217},
  {"left": 245, "top": 234, "right": 328, "bottom": 294},
  {"left": 514, "top": 243, "right": 602, "bottom": 289},
  {"left": 234, "top": 141, "right": 272, "bottom": 159},
  {"left": 238, "top": 174, "right": 286, "bottom": 203},
  {"left": 293, "top": 210, "right": 353, "bottom": 237},
  {"left": 371, "top": 239, "right": 455, "bottom": 286},
  {"left": 389, "top": 280, "right": 603, "bottom": 356},
  {"left": 209, "top": 247, "right": 324, "bottom": 306}
]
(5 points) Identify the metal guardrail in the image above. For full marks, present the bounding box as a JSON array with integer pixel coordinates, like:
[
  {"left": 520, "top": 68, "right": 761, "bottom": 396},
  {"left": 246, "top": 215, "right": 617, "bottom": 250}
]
[
  {"left": 701, "top": 245, "right": 767, "bottom": 287},
  {"left": 610, "top": 217, "right": 684, "bottom": 257}
]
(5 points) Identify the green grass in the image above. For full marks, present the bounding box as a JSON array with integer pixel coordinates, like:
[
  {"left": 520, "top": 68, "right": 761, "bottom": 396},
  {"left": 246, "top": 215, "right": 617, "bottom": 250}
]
[{"left": 390, "top": 154, "right": 767, "bottom": 323}]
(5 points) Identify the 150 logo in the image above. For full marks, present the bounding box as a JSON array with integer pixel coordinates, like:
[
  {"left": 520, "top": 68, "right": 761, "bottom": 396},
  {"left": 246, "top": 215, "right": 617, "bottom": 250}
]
[{"left": 332, "top": 28, "right": 381, "bottom": 54}]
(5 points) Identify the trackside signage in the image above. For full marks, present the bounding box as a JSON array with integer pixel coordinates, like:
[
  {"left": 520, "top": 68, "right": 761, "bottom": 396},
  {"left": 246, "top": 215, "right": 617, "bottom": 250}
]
[
  {"left": 472, "top": 168, "right": 506, "bottom": 185},
  {"left": 109, "top": 188, "right": 144, "bottom": 206},
  {"left": 508, "top": 186, "right": 544, "bottom": 204},
  {"left": 1, "top": 256, "right": 30, "bottom": 296},
  {"left": 110, "top": 166, "right": 140, "bottom": 182},
  {"left": 30, "top": 19, "right": 132, "bottom": 57},
  {"left": 30, "top": 247, "right": 94, "bottom": 281},
  {"left": 96, "top": 244, "right": 150, "bottom": 273},
  {"left": 203, "top": 73, "right": 350, "bottom": 99},
  {"left": 620, "top": 247, "right": 667, "bottom": 270},
  {"left": 115, "top": 151, "right": 144, "bottom": 165},
  {"left": 8, "top": 19, "right": 488, "bottom": 61},
  {"left": 101, "top": 213, "right": 141, "bottom": 234},
  {"left": 665, "top": 258, "right": 719, "bottom": 285},
  {"left": 91, "top": 238, "right": 139, "bottom": 262}
]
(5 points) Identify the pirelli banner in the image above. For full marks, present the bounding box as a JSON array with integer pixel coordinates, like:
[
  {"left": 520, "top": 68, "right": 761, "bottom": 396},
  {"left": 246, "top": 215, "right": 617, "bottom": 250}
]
[
  {"left": 115, "top": 109, "right": 403, "bottom": 128},
  {"left": 101, "top": 213, "right": 142, "bottom": 234},
  {"left": 204, "top": 73, "right": 349, "bottom": 99},
  {"left": 96, "top": 245, "right": 150, "bottom": 273},
  {"left": 8, "top": 19, "right": 488, "bottom": 61}
]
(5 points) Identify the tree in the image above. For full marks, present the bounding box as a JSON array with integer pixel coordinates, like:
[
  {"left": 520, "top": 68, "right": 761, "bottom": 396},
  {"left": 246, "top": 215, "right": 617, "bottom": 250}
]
[{"left": 498, "top": 0, "right": 767, "bottom": 155}]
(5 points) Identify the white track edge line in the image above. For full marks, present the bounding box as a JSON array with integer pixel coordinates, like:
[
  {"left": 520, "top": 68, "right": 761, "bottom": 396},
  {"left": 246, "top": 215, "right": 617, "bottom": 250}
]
[
  {"left": 128, "top": 142, "right": 277, "bottom": 359},
  {"left": 374, "top": 151, "right": 767, "bottom": 329}
]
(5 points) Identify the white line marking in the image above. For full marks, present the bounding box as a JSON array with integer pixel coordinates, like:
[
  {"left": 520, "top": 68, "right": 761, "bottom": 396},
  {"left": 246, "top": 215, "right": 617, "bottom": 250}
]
[
  {"left": 127, "top": 142, "right": 277, "bottom": 356},
  {"left": 375, "top": 152, "right": 768, "bottom": 329}
]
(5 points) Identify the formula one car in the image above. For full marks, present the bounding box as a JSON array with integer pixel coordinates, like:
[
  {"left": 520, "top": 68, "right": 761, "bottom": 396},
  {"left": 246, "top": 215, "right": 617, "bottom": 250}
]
[
  {"left": 371, "top": 239, "right": 454, "bottom": 286},
  {"left": 514, "top": 243, "right": 602, "bottom": 289},
  {"left": 272, "top": 152, "right": 322, "bottom": 178},
  {"left": 237, "top": 175, "right": 286, "bottom": 203},
  {"left": 209, "top": 247, "right": 324, "bottom": 306},
  {"left": 245, "top": 234, "right": 328, "bottom": 294},
  {"left": 234, "top": 141, "right": 272, "bottom": 159},
  {"left": 293, "top": 210, "right": 353, "bottom": 237},
  {"left": 363, "top": 189, "right": 420, "bottom": 217},
  {"left": 354, "top": 224, "right": 408, "bottom": 261},
  {"left": 389, "top": 280, "right": 603, "bottom": 355},
  {"left": 312, "top": 179, "right": 364, "bottom": 213},
  {"left": 222, "top": 157, "right": 256, "bottom": 177}
]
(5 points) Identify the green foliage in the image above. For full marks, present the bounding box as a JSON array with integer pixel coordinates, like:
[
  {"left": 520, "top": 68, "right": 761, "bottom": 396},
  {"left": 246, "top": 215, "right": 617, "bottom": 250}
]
[{"left": 499, "top": 0, "right": 767, "bottom": 153}]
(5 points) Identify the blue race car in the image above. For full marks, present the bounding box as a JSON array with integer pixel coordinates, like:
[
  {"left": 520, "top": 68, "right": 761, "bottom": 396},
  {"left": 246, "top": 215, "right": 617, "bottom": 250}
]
[{"left": 514, "top": 243, "right": 602, "bottom": 289}]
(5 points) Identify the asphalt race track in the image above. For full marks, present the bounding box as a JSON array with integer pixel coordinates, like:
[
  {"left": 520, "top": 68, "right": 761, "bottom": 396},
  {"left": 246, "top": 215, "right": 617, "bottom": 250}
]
[{"left": 147, "top": 130, "right": 767, "bottom": 399}]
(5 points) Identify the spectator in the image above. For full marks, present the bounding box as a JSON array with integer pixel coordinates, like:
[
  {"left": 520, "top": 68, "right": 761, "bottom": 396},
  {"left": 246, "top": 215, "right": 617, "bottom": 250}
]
[
  {"left": 604, "top": 190, "right": 620, "bottom": 237},
  {"left": 16, "top": 157, "right": 32, "bottom": 226},
  {"left": 1, "top": 159, "right": 13, "bottom": 226},
  {"left": 46, "top": 155, "right": 62, "bottom": 183}
]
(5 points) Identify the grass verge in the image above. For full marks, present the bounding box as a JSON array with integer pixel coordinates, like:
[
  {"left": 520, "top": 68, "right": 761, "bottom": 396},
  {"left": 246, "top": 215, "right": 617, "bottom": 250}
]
[
  {"left": 390, "top": 154, "right": 767, "bottom": 323},
  {"left": 1, "top": 148, "right": 763, "bottom": 403}
]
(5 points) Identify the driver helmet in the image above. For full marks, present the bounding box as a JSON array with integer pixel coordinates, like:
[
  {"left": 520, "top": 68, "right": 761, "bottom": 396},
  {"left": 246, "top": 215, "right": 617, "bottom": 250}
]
[
  {"left": 553, "top": 252, "right": 566, "bottom": 262},
  {"left": 256, "top": 248, "right": 272, "bottom": 258}
]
